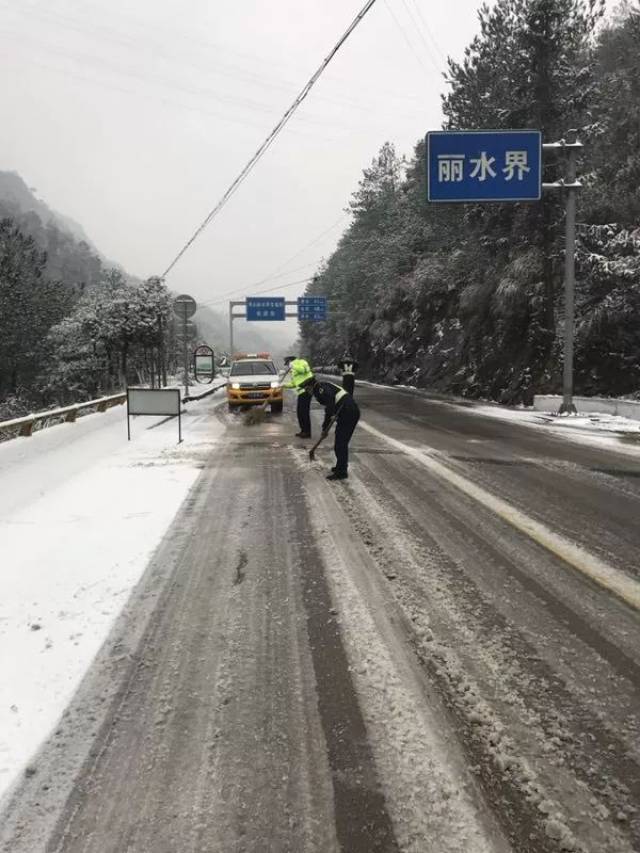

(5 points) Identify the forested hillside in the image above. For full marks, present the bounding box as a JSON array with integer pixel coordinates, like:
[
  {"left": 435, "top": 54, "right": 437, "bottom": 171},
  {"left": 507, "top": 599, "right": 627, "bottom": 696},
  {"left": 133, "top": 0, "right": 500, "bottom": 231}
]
[
  {"left": 0, "top": 174, "right": 178, "bottom": 416},
  {"left": 0, "top": 174, "right": 292, "bottom": 419},
  {"left": 0, "top": 172, "right": 110, "bottom": 289},
  {"left": 301, "top": 0, "right": 640, "bottom": 402},
  {"left": 0, "top": 178, "right": 206, "bottom": 417}
]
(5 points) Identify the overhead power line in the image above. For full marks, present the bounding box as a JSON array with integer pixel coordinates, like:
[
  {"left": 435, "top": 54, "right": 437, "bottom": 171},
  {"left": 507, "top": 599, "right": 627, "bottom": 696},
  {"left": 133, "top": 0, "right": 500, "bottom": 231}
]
[
  {"left": 197, "top": 212, "right": 346, "bottom": 309},
  {"left": 161, "top": 0, "right": 380, "bottom": 278},
  {"left": 383, "top": 0, "right": 432, "bottom": 77},
  {"left": 199, "top": 266, "right": 317, "bottom": 309},
  {"left": 8, "top": 1, "right": 423, "bottom": 114},
  {"left": 203, "top": 276, "right": 314, "bottom": 309},
  {"left": 245, "top": 214, "right": 346, "bottom": 287},
  {"left": 409, "top": 0, "right": 446, "bottom": 63},
  {"left": 398, "top": 0, "right": 441, "bottom": 73}
]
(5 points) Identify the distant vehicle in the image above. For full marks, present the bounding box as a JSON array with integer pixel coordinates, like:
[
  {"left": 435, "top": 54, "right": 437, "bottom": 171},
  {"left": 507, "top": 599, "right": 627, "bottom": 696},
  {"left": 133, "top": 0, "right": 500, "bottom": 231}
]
[{"left": 226, "top": 353, "right": 283, "bottom": 414}]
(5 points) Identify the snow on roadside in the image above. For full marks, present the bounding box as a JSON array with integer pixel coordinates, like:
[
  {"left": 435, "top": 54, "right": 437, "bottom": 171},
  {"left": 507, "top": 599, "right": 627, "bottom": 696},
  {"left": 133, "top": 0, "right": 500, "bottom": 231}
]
[
  {"left": 470, "top": 403, "right": 640, "bottom": 432},
  {"left": 0, "top": 398, "right": 224, "bottom": 804},
  {"left": 468, "top": 404, "right": 640, "bottom": 455}
]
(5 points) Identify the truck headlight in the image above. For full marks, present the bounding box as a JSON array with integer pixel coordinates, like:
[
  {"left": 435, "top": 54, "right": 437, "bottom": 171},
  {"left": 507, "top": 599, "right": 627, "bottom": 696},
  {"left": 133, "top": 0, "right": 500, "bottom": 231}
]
[
  {"left": 231, "top": 382, "right": 240, "bottom": 390},
  {"left": 270, "top": 381, "right": 280, "bottom": 389}
]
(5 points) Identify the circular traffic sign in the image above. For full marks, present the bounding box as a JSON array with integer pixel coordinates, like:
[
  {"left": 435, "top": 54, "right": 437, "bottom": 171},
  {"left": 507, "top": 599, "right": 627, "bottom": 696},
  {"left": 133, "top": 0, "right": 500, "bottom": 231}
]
[{"left": 173, "top": 293, "right": 197, "bottom": 319}]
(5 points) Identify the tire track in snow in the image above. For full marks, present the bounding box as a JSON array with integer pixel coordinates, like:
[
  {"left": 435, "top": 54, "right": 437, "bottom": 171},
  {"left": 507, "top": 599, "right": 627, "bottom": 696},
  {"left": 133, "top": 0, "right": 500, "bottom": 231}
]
[
  {"left": 359, "top": 421, "right": 640, "bottom": 611},
  {"left": 333, "top": 441, "right": 640, "bottom": 852}
]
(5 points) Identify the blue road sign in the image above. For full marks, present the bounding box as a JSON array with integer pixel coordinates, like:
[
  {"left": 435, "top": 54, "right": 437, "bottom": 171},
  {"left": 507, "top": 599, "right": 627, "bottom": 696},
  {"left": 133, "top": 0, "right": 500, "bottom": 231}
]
[
  {"left": 426, "top": 130, "right": 541, "bottom": 202},
  {"left": 246, "top": 297, "right": 286, "bottom": 321},
  {"left": 298, "top": 296, "right": 327, "bottom": 322}
]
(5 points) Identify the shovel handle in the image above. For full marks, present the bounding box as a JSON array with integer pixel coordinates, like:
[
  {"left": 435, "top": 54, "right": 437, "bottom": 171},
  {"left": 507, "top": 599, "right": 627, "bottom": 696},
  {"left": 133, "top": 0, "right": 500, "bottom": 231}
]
[{"left": 308, "top": 417, "right": 334, "bottom": 461}]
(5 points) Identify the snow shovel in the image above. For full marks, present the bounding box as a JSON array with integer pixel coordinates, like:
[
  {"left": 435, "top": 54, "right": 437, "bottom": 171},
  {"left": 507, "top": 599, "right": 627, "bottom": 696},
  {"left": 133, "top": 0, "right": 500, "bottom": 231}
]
[{"left": 309, "top": 417, "right": 335, "bottom": 461}]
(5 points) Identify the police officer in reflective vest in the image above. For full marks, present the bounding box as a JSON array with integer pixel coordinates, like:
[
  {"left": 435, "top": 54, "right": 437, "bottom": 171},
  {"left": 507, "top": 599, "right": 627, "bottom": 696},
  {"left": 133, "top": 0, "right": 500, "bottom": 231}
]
[
  {"left": 337, "top": 357, "right": 358, "bottom": 396},
  {"left": 302, "top": 377, "right": 360, "bottom": 480},
  {"left": 284, "top": 356, "right": 314, "bottom": 438}
]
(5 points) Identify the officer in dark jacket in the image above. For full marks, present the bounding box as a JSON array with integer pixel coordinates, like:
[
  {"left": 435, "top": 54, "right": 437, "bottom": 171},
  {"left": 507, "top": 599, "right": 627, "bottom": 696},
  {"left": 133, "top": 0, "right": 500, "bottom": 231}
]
[
  {"left": 302, "top": 377, "right": 360, "bottom": 480},
  {"left": 337, "top": 357, "right": 358, "bottom": 396}
]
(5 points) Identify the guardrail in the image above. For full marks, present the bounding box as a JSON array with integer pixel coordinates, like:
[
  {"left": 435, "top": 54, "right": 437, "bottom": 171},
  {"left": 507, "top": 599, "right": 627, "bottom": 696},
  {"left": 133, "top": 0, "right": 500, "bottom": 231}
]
[
  {"left": 0, "top": 376, "right": 234, "bottom": 441},
  {"left": 182, "top": 381, "right": 227, "bottom": 403},
  {"left": 0, "top": 393, "right": 127, "bottom": 438}
]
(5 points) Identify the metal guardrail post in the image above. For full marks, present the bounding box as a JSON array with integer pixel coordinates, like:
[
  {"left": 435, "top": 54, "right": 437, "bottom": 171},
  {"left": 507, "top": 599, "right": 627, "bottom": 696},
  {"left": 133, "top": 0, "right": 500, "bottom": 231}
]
[{"left": 19, "top": 419, "right": 35, "bottom": 437}]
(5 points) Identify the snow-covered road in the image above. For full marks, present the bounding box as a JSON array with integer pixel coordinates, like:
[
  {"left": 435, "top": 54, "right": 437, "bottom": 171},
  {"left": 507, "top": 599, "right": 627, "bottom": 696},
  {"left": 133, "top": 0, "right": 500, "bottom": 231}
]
[
  {"left": 1, "top": 385, "right": 640, "bottom": 853},
  {"left": 0, "top": 398, "right": 224, "bottom": 806}
]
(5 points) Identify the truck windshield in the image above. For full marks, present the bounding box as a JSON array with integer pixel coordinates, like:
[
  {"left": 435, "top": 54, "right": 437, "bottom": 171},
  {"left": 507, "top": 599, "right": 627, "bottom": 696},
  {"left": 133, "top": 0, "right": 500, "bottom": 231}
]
[{"left": 230, "top": 361, "right": 276, "bottom": 376}]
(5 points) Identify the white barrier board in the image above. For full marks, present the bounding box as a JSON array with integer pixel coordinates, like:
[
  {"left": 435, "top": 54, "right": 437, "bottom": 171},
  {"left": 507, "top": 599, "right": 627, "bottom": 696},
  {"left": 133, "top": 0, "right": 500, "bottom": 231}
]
[
  {"left": 127, "top": 388, "right": 180, "bottom": 416},
  {"left": 126, "top": 388, "right": 182, "bottom": 442}
]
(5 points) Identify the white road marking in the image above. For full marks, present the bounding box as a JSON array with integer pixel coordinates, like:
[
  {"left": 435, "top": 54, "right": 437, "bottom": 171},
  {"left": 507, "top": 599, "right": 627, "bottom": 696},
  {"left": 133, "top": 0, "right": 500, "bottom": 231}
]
[{"left": 359, "top": 421, "right": 640, "bottom": 612}]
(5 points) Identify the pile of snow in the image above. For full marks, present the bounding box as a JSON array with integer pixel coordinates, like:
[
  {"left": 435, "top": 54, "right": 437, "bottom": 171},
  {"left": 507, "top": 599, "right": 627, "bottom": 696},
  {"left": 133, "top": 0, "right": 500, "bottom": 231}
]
[
  {"left": 470, "top": 404, "right": 640, "bottom": 432},
  {"left": 540, "top": 411, "right": 640, "bottom": 434},
  {"left": 0, "top": 398, "right": 223, "bottom": 803}
]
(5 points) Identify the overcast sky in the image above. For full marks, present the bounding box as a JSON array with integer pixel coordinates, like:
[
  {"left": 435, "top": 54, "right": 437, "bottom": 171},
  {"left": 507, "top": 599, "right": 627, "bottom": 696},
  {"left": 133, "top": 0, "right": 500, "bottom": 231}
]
[{"left": 1, "top": 0, "right": 486, "bottom": 344}]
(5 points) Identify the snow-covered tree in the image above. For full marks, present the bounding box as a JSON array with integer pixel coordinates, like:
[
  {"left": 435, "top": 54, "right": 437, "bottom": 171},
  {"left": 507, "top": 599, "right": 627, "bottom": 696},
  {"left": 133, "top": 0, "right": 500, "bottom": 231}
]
[
  {"left": 41, "top": 274, "right": 173, "bottom": 401},
  {"left": 0, "top": 219, "right": 71, "bottom": 397}
]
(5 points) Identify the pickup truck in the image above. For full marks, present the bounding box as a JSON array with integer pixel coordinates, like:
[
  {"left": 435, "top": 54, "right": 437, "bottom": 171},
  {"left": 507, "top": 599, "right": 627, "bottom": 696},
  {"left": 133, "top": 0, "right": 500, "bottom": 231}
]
[{"left": 226, "top": 354, "right": 283, "bottom": 413}]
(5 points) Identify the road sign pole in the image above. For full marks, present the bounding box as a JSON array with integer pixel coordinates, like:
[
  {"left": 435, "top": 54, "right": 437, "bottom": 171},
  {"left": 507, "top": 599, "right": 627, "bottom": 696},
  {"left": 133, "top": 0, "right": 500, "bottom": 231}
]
[
  {"left": 182, "top": 305, "right": 189, "bottom": 399},
  {"left": 543, "top": 137, "right": 582, "bottom": 414},
  {"left": 560, "top": 145, "right": 578, "bottom": 415},
  {"left": 229, "top": 301, "right": 234, "bottom": 356},
  {"left": 172, "top": 294, "right": 197, "bottom": 397}
]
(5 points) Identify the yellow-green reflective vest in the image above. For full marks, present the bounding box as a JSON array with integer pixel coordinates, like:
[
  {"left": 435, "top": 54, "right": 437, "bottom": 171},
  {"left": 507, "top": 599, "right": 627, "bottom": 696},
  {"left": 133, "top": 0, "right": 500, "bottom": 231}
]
[{"left": 285, "top": 358, "right": 314, "bottom": 395}]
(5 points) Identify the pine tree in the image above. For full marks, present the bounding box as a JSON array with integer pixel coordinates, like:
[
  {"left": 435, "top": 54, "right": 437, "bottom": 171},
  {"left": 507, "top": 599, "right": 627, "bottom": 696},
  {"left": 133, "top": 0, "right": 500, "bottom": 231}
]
[
  {"left": 41, "top": 274, "right": 173, "bottom": 399},
  {"left": 0, "top": 219, "right": 71, "bottom": 396},
  {"left": 440, "top": 0, "right": 603, "bottom": 400},
  {"left": 302, "top": 1, "right": 640, "bottom": 401}
]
